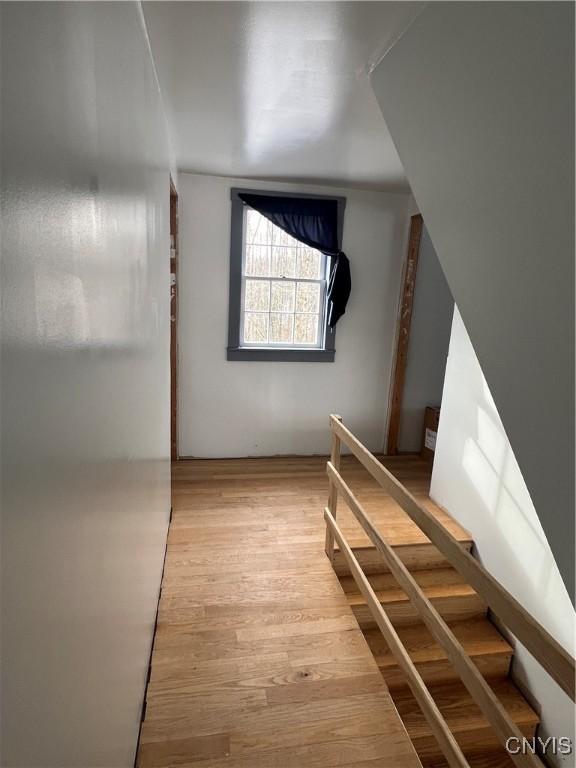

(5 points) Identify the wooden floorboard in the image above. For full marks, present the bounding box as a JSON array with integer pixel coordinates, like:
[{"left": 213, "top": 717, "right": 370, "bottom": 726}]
[{"left": 137, "top": 455, "right": 442, "bottom": 768}]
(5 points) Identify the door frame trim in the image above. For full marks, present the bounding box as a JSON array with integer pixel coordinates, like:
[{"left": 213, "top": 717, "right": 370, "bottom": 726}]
[
  {"left": 170, "top": 177, "right": 178, "bottom": 461},
  {"left": 385, "top": 213, "right": 423, "bottom": 455}
]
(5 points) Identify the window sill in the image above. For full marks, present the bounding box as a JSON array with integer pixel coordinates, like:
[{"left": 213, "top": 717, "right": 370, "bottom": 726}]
[{"left": 226, "top": 347, "right": 335, "bottom": 362}]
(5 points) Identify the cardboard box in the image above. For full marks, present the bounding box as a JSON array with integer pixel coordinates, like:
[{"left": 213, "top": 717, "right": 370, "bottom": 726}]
[{"left": 421, "top": 406, "right": 440, "bottom": 462}]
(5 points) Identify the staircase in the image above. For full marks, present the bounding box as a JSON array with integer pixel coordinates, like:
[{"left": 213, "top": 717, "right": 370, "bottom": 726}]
[
  {"left": 335, "top": 536, "right": 540, "bottom": 766},
  {"left": 321, "top": 416, "right": 574, "bottom": 768}
]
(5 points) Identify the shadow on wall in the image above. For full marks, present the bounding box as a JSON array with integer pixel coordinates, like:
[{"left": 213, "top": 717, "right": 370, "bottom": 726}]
[
  {"left": 431, "top": 308, "right": 575, "bottom": 763},
  {"left": 432, "top": 310, "right": 573, "bottom": 650},
  {"left": 461, "top": 378, "right": 570, "bottom": 644}
]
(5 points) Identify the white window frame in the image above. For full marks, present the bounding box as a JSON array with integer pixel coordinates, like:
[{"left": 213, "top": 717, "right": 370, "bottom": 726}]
[{"left": 239, "top": 209, "right": 330, "bottom": 350}]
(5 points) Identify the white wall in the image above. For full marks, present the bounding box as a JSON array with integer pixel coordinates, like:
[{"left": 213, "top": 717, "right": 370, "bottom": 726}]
[
  {"left": 431, "top": 309, "right": 575, "bottom": 764},
  {"left": 1, "top": 4, "right": 171, "bottom": 766},
  {"left": 370, "top": 1, "right": 575, "bottom": 600},
  {"left": 398, "top": 224, "right": 453, "bottom": 452},
  {"left": 178, "top": 173, "right": 411, "bottom": 457}
]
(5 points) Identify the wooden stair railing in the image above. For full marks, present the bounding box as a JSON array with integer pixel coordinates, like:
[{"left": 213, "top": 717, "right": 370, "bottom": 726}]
[
  {"left": 324, "top": 414, "right": 576, "bottom": 768},
  {"left": 326, "top": 507, "right": 470, "bottom": 768}
]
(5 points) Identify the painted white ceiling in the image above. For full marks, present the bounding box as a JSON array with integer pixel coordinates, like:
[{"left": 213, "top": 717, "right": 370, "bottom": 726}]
[{"left": 143, "top": 2, "right": 424, "bottom": 190}]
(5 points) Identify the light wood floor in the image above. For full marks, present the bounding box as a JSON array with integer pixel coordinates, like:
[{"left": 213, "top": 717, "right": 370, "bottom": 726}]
[{"left": 136, "top": 454, "right": 450, "bottom": 768}]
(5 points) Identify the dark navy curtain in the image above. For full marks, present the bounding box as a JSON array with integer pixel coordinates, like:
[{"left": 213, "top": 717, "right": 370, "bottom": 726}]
[{"left": 238, "top": 193, "right": 351, "bottom": 328}]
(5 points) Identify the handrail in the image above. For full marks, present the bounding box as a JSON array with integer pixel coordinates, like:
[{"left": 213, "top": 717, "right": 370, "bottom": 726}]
[
  {"left": 326, "top": 462, "right": 543, "bottom": 768},
  {"left": 323, "top": 415, "right": 576, "bottom": 768},
  {"left": 328, "top": 414, "right": 575, "bottom": 702},
  {"left": 324, "top": 506, "right": 470, "bottom": 768}
]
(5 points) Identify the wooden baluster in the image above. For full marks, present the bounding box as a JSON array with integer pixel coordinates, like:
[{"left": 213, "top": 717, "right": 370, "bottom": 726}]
[{"left": 324, "top": 414, "right": 342, "bottom": 564}]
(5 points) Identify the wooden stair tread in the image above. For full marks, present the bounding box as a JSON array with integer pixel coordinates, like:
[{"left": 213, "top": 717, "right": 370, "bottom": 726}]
[
  {"left": 337, "top": 523, "right": 473, "bottom": 550},
  {"left": 333, "top": 483, "right": 473, "bottom": 549},
  {"left": 343, "top": 568, "right": 479, "bottom": 607},
  {"left": 340, "top": 566, "right": 469, "bottom": 594},
  {"left": 391, "top": 678, "right": 539, "bottom": 738},
  {"left": 330, "top": 455, "right": 541, "bottom": 766},
  {"left": 424, "top": 749, "right": 516, "bottom": 768},
  {"left": 346, "top": 582, "right": 478, "bottom": 607},
  {"left": 344, "top": 567, "right": 487, "bottom": 630},
  {"left": 364, "top": 618, "right": 512, "bottom": 668},
  {"left": 333, "top": 541, "right": 473, "bottom": 578},
  {"left": 338, "top": 541, "right": 474, "bottom": 554}
]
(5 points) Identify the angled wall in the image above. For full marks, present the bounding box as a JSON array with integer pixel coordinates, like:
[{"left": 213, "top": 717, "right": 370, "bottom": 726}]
[
  {"left": 1, "top": 3, "right": 172, "bottom": 765},
  {"left": 432, "top": 309, "right": 575, "bottom": 765},
  {"left": 371, "top": 1, "right": 575, "bottom": 599}
]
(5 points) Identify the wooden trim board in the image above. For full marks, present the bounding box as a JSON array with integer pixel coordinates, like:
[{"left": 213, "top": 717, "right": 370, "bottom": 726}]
[
  {"left": 170, "top": 177, "right": 178, "bottom": 461},
  {"left": 386, "top": 214, "right": 423, "bottom": 455}
]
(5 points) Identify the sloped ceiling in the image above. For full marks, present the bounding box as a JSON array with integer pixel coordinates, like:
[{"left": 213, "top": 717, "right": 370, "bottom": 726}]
[{"left": 371, "top": 2, "right": 575, "bottom": 601}]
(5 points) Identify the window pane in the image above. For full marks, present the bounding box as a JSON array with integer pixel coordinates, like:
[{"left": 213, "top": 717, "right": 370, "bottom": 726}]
[
  {"left": 270, "top": 313, "right": 294, "bottom": 344},
  {"left": 294, "top": 313, "right": 319, "bottom": 345},
  {"left": 295, "top": 282, "right": 320, "bottom": 313},
  {"left": 244, "top": 280, "right": 270, "bottom": 312},
  {"left": 297, "top": 248, "right": 321, "bottom": 279},
  {"left": 270, "top": 281, "right": 295, "bottom": 312},
  {"left": 243, "top": 312, "right": 268, "bottom": 343},
  {"left": 245, "top": 245, "right": 270, "bottom": 277},
  {"left": 246, "top": 210, "right": 270, "bottom": 245},
  {"left": 272, "top": 226, "right": 299, "bottom": 248},
  {"left": 271, "top": 246, "right": 297, "bottom": 278}
]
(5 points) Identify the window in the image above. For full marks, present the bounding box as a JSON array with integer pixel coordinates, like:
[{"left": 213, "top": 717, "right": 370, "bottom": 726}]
[
  {"left": 227, "top": 189, "right": 345, "bottom": 362},
  {"left": 242, "top": 209, "right": 327, "bottom": 348}
]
